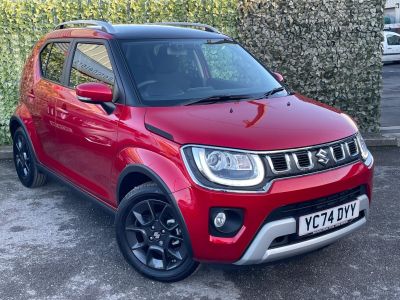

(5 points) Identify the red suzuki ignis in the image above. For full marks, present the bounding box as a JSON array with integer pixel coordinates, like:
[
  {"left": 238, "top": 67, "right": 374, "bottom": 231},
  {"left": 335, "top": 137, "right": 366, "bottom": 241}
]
[{"left": 10, "top": 20, "right": 374, "bottom": 281}]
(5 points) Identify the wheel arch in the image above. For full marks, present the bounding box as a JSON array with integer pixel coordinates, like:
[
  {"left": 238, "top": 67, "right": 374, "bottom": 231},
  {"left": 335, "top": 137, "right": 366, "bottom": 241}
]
[
  {"left": 117, "top": 164, "right": 181, "bottom": 205},
  {"left": 117, "top": 164, "right": 193, "bottom": 256},
  {"left": 9, "top": 116, "right": 22, "bottom": 140},
  {"left": 9, "top": 115, "right": 39, "bottom": 163}
]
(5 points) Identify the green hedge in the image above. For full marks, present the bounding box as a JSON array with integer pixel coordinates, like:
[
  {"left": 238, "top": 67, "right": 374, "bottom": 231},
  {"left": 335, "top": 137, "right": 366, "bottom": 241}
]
[
  {"left": 0, "top": 0, "right": 238, "bottom": 145},
  {"left": 238, "top": 0, "right": 384, "bottom": 132},
  {"left": 0, "top": 0, "right": 384, "bottom": 146}
]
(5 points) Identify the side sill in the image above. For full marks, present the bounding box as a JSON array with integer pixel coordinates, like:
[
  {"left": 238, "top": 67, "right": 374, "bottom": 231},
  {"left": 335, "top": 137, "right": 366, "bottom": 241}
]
[{"left": 37, "top": 164, "right": 116, "bottom": 216}]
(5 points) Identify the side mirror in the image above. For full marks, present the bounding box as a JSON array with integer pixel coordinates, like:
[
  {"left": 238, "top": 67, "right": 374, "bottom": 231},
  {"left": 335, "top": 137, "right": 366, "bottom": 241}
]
[
  {"left": 273, "top": 72, "right": 284, "bottom": 82},
  {"left": 76, "top": 82, "right": 113, "bottom": 103}
]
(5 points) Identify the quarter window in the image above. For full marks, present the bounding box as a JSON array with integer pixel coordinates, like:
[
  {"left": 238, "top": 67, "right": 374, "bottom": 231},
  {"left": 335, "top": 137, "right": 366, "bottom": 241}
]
[
  {"left": 69, "top": 43, "right": 114, "bottom": 88},
  {"left": 40, "top": 42, "right": 70, "bottom": 83}
]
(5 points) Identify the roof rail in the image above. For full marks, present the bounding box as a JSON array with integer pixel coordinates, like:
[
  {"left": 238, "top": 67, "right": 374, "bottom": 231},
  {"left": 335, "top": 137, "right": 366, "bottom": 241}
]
[
  {"left": 152, "top": 22, "right": 221, "bottom": 34},
  {"left": 54, "top": 20, "right": 115, "bottom": 34}
]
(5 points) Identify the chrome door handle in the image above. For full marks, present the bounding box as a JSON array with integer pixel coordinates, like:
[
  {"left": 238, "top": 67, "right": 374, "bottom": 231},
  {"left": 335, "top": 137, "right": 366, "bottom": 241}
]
[
  {"left": 27, "top": 89, "right": 35, "bottom": 102},
  {"left": 56, "top": 107, "right": 69, "bottom": 120},
  {"left": 56, "top": 107, "right": 68, "bottom": 114}
]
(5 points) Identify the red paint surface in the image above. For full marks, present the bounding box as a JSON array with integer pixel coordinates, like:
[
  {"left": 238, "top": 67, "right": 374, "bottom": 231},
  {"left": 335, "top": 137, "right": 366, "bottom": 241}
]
[{"left": 76, "top": 82, "right": 113, "bottom": 102}]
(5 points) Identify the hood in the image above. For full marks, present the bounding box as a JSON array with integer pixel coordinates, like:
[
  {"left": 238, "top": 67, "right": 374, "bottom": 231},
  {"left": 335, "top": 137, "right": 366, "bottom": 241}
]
[{"left": 144, "top": 94, "right": 358, "bottom": 151}]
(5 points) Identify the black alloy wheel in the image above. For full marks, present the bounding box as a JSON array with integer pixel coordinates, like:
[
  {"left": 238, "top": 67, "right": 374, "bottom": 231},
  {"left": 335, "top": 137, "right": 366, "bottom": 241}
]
[{"left": 116, "top": 183, "right": 198, "bottom": 282}]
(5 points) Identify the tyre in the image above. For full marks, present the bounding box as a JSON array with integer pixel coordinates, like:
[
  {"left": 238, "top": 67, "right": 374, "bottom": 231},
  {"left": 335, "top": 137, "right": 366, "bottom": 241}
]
[
  {"left": 115, "top": 182, "right": 198, "bottom": 282},
  {"left": 13, "top": 127, "right": 47, "bottom": 188}
]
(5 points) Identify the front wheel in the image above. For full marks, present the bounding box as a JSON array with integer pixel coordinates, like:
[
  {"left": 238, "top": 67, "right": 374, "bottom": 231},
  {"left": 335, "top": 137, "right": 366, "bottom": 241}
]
[{"left": 115, "top": 183, "right": 198, "bottom": 282}]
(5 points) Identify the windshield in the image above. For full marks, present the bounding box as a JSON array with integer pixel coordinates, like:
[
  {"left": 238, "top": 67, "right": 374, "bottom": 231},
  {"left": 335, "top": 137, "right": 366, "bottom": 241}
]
[{"left": 120, "top": 39, "right": 286, "bottom": 106}]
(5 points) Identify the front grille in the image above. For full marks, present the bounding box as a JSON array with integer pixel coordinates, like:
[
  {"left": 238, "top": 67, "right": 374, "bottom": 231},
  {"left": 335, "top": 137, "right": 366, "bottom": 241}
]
[
  {"left": 264, "top": 135, "right": 360, "bottom": 179},
  {"left": 266, "top": 186, "right": 365, "bottom": 248},
  {"left": 265, "top": 186, "right": 364, "bottom": 223}
]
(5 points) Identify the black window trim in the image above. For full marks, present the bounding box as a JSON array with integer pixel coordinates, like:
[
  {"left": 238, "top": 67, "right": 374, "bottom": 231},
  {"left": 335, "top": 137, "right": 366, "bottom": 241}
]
[
  {"left": 64, "top": 38, "right": 126, "bottom": 105},
  {"left": 38, "top": 39, "right": 73, "bottom": 88}
]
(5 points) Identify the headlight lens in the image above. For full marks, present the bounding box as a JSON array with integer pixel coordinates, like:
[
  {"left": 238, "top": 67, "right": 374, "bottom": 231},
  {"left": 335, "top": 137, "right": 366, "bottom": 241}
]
[
  {"left": 190, "top": 147, "right": 265, "bottom": 187},
  {"left": 356, "top": 132, "right": 369, "bottom": 160}
]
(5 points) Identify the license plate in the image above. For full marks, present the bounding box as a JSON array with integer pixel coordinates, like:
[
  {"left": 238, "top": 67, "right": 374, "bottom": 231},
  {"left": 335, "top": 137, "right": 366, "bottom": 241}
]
[{"left": 298, "top": 200, "right": 360, "bottom": 236}]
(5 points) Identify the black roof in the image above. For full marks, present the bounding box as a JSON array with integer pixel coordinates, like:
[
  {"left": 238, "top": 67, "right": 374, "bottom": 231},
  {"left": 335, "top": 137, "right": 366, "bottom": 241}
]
[{"left": 111, "top": 24, "right": 230, "bottom": 39}]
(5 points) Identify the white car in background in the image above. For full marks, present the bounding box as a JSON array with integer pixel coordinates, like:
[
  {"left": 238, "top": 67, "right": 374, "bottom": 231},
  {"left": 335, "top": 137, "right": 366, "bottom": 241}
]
[{"left": 383, "top": 31, "right": 400, "bottom": 63}]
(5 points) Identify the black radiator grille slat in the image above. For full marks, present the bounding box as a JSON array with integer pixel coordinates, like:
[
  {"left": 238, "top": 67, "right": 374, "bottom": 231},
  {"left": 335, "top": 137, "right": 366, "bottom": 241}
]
[
  {"left": 347, "top": 140, "right": 358, "bottom": 156},
  {"left": 332, "top": 144, "right": 344, "bottom": 160},
  {"left": 265, "top": 186, "right": 364, "bottom": 223},
  {"left": 295, "top": 151, "right": 311, "bottom": 168},
  {"left": 269, "top": 154, "right": 288, "bottom": 171}
]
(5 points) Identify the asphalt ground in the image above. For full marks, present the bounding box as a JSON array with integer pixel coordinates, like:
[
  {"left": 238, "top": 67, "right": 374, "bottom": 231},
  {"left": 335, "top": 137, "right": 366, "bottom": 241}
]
[
  {"left": 381, "top": 63, "right": 400, "bottom": 138},
  {"left": 0, "top": 147, "right": 399, "bottom": 300}
]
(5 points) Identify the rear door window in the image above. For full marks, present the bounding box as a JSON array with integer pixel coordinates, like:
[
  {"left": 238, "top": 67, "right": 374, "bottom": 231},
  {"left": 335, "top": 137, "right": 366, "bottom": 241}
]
[{"left": 40, "top": 42, "right": 70, "bottom": 83}]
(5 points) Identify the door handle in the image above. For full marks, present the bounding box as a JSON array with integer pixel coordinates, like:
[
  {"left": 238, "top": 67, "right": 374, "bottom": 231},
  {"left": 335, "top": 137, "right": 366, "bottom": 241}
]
[
  {"left": 27, "top": 89, "right": 35, "bottom": 102},
  {"left": 56, "top": 107, "right": 68, "bottom": 114},
  {"left": 56, "top": 105, "right": 69, "bottom": 119}
]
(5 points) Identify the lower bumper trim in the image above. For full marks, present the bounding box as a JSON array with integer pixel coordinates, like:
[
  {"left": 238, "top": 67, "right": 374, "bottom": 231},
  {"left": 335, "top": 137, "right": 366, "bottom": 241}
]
[{"left": 234, "top": 194, "right": 369, "bottom": 265}]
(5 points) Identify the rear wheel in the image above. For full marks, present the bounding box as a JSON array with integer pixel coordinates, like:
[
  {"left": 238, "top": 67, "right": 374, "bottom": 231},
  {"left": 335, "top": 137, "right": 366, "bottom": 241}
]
[
  {"left": 115, "top": 183, "right": 198, "bottom": 282},
  {"left": 13, "top": 127, "right": 47, "bottom": 188}
]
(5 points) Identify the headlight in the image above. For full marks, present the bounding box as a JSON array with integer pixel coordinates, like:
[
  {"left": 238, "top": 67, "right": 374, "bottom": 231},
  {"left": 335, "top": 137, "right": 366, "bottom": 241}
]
[
  {"left": 185, "top": 147, "right": 265, "bottom": 187},
  {"left": 356, "top": 132, "right": 369, "bottom": 160}
]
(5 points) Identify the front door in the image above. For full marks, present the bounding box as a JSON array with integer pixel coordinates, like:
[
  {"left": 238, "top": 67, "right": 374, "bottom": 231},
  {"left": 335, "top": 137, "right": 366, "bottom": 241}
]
[{"left": 54, "top": 41, "right": 119, "bottom": 203}]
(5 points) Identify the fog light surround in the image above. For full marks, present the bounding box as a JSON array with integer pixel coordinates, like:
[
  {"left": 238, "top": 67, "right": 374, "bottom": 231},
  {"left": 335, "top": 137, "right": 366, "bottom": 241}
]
[{"left": 209, "top": 208, "right": 244, "bottom": 237}]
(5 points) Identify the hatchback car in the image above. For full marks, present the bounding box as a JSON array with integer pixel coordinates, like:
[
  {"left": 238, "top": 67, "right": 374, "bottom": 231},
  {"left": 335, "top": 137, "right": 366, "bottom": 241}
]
[
  {"left": 10, "top": 20, "right": 374, "bottom": 282},
  {"left": 383, "top": 30, "right": 400, "bottom": 63}
]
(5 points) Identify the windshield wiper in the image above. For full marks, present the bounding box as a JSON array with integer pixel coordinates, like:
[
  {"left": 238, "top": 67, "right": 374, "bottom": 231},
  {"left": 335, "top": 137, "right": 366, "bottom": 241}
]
[
  {"left": 261, "top": 86, "right": 286, "bottom": 98},
  {"left": 206, "top": 39, "right": 236, "bottom": 45},
  {"left": 184, "top": 94, "right": 255, "bottom": 106}
]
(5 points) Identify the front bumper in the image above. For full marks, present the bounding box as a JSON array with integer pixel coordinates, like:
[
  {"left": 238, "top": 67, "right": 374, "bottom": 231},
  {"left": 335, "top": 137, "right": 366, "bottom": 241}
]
[
  {"left": 172, "top": 159, "right": 374, "bottom": 263},
  {"left": 235, "top": 194, "right": 369, "bottom": 265}
]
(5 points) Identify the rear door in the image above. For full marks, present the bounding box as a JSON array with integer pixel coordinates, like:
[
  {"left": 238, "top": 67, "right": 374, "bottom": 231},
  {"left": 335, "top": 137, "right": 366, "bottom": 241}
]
[
  {"left": 32, "top": 41, "right": 71, "bottom": 167},
  {"left": 53, "top": 40, "right": 120, "bottom": 203}
]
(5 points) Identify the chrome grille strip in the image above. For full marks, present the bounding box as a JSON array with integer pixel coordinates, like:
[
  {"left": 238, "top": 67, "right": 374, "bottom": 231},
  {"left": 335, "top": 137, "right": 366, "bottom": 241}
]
[{"left": 262, "top": 136, "right": 360, "bottom": 177}]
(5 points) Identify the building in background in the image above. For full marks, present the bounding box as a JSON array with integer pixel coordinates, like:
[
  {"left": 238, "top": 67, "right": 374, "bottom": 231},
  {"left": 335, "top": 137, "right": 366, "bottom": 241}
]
[{"left": 385, "top": 0, "right": 400, "bottom": 32}]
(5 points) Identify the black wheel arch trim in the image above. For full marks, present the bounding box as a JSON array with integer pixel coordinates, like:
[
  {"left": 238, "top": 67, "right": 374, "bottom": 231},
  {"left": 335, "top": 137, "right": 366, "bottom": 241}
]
[
  {"left": 9, "top": 115, "right": 39, "bottom": 164},
  {"left": 117, "top": 164, "right": 193, "bottom": 257}
]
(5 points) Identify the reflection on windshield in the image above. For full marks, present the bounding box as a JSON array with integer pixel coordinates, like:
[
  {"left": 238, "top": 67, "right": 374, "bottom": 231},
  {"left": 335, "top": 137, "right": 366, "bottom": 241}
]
[{"left": 121, "top": 39, "right": 284, "bottom": 106}]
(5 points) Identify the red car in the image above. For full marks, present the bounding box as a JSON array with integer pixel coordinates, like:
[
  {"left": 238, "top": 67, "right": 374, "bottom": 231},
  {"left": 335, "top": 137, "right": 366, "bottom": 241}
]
[{"left": 10, "top": 20, "right": 374, "bottom": 282}]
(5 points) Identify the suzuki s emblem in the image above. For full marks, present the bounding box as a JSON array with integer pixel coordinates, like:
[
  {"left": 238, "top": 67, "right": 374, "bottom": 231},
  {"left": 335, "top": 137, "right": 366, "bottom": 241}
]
[{"left": 316, "top": 149, "right": 329, "bottom": 165}]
